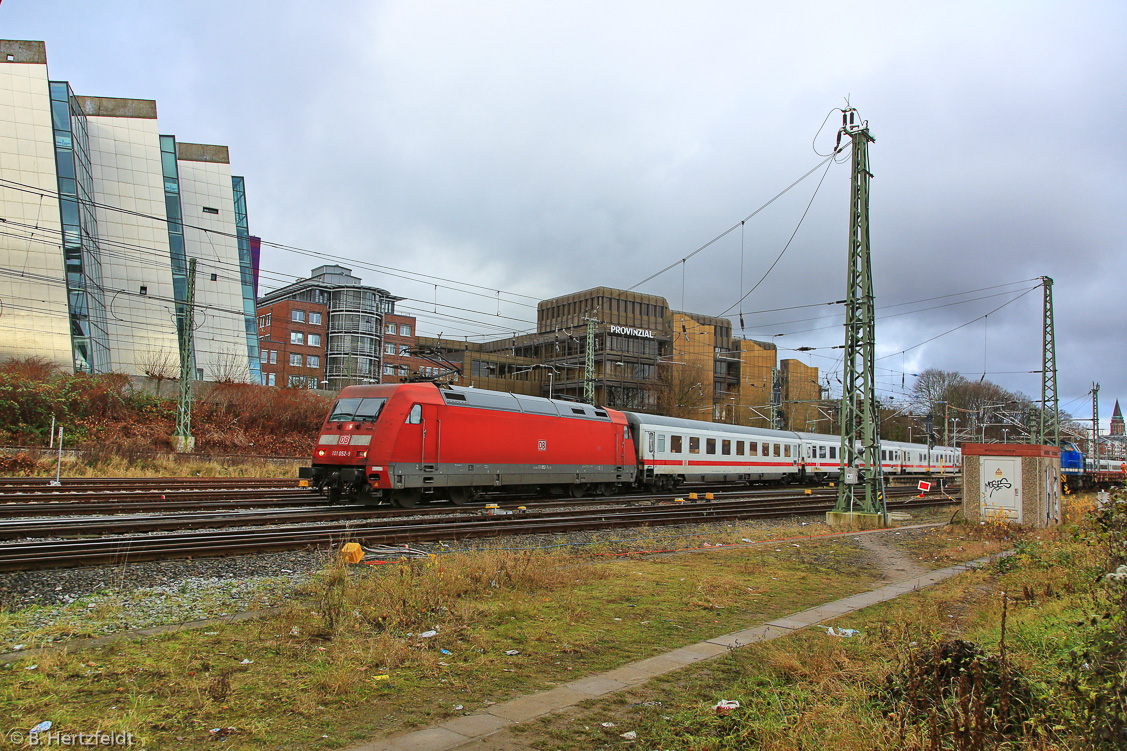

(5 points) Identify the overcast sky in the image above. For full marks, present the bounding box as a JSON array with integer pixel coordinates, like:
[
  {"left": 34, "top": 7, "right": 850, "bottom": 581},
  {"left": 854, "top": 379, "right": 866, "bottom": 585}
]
[{"left": 4, "top": 0, "right": 1125, "bottom": 429}]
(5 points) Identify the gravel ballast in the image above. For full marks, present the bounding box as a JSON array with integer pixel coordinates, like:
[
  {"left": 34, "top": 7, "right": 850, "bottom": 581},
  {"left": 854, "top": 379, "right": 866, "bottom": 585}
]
[{"left": 0, "top": 514, "right": 946, "bottom": 655}]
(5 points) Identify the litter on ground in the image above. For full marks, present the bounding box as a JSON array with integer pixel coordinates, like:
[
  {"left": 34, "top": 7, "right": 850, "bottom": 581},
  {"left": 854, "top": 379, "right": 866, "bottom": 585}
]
[{"left": 713, "top": 700, "right": 740, "bottom": 715}]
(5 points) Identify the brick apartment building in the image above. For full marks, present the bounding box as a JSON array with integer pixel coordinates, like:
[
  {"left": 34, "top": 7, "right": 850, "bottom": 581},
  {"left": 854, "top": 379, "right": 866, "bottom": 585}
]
[{"left": 256, "top": 298, "right": 328, "bottom": 388}]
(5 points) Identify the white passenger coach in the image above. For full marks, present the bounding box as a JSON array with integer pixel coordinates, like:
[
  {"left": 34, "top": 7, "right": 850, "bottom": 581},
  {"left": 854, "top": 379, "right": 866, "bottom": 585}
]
[{"left": 622, "top": 411, "right": 959, "bottom": 490}]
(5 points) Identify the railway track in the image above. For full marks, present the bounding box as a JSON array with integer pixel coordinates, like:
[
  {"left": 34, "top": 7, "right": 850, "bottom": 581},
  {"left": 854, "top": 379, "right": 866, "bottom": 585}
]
[
  {"left": 0, "top": 489, "right": 317, "bottom": 518},
  {"left": 0, "top": 476, "right": 299, "bottom": 493},
  {"left": 0, "top": 488, "right": 959, "bottom": 571}
]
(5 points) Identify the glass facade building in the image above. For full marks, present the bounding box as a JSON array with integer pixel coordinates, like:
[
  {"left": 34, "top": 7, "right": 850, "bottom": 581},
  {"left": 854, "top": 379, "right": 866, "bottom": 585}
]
[
  {"left": 231, "top": 175, "right": 262, "bottom": 383},
  {"left": 0, "top": 40, "right": 258, "bottom": 382},
  {"left": 50, "top": 80, "right": 110, "bottom": 373}
]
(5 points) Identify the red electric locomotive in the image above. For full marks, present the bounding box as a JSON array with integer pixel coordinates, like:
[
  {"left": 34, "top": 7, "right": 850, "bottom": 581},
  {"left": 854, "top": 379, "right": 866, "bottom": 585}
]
[{"left": 302, "top": 382, "right": 637, "bottom": 507}]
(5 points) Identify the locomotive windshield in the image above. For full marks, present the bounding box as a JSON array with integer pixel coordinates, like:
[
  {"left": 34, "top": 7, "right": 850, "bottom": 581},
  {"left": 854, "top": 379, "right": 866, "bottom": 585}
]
[{"left": 327, "top": 397, "right": 388, "bottom": 423}]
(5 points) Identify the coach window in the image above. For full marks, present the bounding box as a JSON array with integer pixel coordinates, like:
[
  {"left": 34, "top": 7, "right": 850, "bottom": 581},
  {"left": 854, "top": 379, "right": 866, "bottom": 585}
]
[
  {"left": 773, "top": 444, "right": 781, "bottom": 457},
  {"left": 689, "top": 437, "right": 700, "bottom": 454},
  {"left": 819, "top": 445, "right": 827, "bottom": 459},
  {"left": 648, "top": 433, "right": 655, "bottom": 453},
  {"left": 657, "top": 434, "right": 666, "bottom": 453},
  {"left": 783, "top": 445, "right": 791, "bottom": 458},
  {"left": 706, "top": 438, "right": 716, "bottom": 454},
  {"left": 749, "top": 441, "right": 758, "bottom": 456},
  {"left": 722, "top": 439, "right": 731, "bottom": 455},
  {"left": 736, "top": 441, "right": 744, "bottom": 456},
  {"left": 830, "top": 446, "right": 837, "bottom": 459},
  {"left": 406, "top": 404, "right": 422, "bottom": 424},
  {"left": 671, "top": 435, "right": 682, "bottom": 453}
]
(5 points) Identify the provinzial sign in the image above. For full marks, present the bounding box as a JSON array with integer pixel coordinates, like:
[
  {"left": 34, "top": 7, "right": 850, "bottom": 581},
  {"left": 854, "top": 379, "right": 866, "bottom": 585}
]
[{"left": 607, "top": 325, "right": 654, "bottom": 338}]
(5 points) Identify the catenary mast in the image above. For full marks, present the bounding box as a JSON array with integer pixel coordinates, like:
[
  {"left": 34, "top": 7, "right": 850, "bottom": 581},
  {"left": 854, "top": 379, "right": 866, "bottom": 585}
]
[{"left": 834, "top": 108, "right": 883, "bottom": 519}]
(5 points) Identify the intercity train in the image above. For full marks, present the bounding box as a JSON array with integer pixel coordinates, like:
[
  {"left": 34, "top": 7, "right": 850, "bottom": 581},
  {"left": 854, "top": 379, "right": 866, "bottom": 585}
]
[{"left": 301, "top": 382, "right": 961, "bottom": 506}]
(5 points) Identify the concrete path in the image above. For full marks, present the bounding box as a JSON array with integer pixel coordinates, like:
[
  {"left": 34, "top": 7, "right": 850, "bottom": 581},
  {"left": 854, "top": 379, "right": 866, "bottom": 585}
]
[{"left": 350, "top": 550, "right": 1002, "bottom": 751}]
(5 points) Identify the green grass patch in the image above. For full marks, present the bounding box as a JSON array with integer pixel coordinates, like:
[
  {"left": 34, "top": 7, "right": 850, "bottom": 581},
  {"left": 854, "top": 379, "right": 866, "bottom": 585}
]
[
  {"left": 0, "top": 529, "right": 880, "bottom": 749},
  {"left": 514, "top": 495, "right": 1127, "bottom": 750}
]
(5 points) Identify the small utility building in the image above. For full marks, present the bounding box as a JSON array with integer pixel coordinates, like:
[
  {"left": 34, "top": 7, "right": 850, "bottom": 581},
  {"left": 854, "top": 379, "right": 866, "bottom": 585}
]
[{"left": 961, "top": 444, "right": 1062, "bottom": 528}]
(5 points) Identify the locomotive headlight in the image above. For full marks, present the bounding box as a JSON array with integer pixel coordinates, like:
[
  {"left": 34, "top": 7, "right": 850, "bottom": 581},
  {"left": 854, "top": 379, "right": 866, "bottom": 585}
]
[
  {"left": 317, "top": 449, "right": 326, "bottom": 457},
  {"left": 357, "top": 450, "right": 368, "bottom": 458}
]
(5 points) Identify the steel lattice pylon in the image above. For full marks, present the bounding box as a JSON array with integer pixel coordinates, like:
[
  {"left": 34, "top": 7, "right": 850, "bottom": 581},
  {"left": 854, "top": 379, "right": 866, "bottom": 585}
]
[
  {"left": 1039, "top": 277, "right": 1059, "bottom": 446},
  {"left": 175, "top": 258, "right": 197, "bottom": 445},
  {"left": 583, "top": 316, "right": 596, "bottom": 404},
  {"left": 1092, "top": 382, "right": 1100, "bottom": 469},
  {"left": 835, "top": 109, "right": 882, "bottom": 515}
]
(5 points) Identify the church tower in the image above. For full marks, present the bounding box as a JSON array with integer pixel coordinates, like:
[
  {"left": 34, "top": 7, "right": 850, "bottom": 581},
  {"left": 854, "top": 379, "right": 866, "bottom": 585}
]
[{"left": 1112, "top": 400, "right": 1125, "bottom": 436}]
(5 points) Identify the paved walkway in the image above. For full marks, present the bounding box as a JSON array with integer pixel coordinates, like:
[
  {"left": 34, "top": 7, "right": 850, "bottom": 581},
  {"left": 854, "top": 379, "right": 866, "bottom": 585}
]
[{"left": 350, "top": 550, "right": 1003, "bottom": 751}]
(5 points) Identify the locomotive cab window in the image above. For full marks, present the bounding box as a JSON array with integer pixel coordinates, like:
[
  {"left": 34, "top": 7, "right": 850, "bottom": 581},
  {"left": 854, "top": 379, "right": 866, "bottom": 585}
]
[
  {"left": 353, "top": 398, "right": 387, "bottom": 422},
  {"left": 706, "top": 438, "right": 716, "bottom": 455},
  {"left": 328, "top": 398, "right": 362, "bottom": 422},
  {"left": 689, "top": 437, "right": 700, "bottom": 454},
  {"left": 406, "top": 404, "right": 422, "bottom": 424},
  {"left": 671, "top": 435, "right": 683, "bottom": 453}
]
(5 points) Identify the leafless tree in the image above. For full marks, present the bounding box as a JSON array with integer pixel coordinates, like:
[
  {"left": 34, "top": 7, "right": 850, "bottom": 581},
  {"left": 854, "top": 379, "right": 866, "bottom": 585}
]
[
  {"left": 137, "top": 346, "right": 180, "bottom": 397},
  {"left": 207, "top": 346, "right": 253, "bottom": 384},
  {"left": 910, "top": 368, "right": 966, "bottom": 416},
  {"left": 652, "top": 361, "right": 710, "bottom": 419}
]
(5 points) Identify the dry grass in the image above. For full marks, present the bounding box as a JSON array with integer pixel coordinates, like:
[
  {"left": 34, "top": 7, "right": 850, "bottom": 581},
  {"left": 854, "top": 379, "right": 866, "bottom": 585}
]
[
  {"left": 3, "top": 450, "right": 302, "bottom": 479},
  {"left": 513, "top": 498, "right": 1123, "bottom": 751},
  {"left": 0, "top": 528, "right": 887, "bottom": 749}
]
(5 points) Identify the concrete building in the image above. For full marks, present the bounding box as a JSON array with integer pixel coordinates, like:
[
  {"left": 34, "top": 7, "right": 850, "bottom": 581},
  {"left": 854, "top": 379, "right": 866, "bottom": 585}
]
[
  {"left": 413, "top": 286, "right": 820, "bottom": 429},
  {"left": 0, "top": 40, "right": 260, "bottom": 381}
]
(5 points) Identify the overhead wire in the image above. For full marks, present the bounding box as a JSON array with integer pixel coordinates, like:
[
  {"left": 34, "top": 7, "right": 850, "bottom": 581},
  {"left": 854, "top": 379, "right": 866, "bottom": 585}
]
[
  {"left": 717, "top": 154, "right": 837, "bottom": 317},
  {"left": 0, "top": 177, "right": 540, "bottom": 311},
  {"left": 626, "top": 153, "right": 837, "bottom": 292}
]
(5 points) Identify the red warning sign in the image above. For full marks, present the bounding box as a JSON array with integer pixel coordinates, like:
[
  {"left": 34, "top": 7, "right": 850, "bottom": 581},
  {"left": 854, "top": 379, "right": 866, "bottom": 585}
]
[{"left": 918, "top": 481, "right": 932, "bottom": 492}]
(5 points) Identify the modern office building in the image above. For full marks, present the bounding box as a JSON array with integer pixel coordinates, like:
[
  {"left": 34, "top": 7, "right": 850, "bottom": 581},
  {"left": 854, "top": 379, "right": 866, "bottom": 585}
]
[
  {"left": 0, "top": 40, "right": 260, "bottom": 381},
  {"left": 257, "top": 265, "right": 424, "bottom": 390},
  {"left": 413, "top": 286, "right": 821, "bottom": 428}
]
